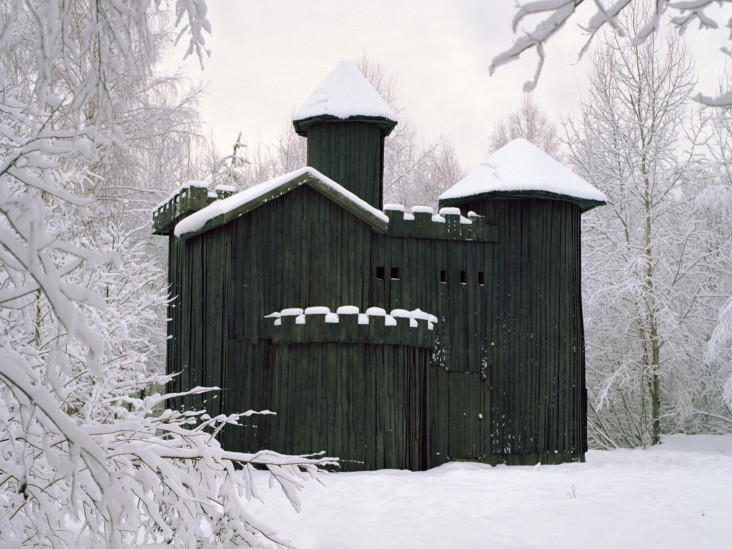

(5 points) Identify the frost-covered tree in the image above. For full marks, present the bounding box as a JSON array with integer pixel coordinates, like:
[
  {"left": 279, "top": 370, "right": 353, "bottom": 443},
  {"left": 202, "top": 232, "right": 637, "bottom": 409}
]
[
  {"left": 707, "top": 297, "right": 732, "bottom": 417},
  {"left": 0, "top": 1, "right": 333, "bottom": 546},
  {"left": 699, "top": 96, "right": 732, "bottom": 428},
  {"left": 205, "top": 131, "right": 251, "bottom": 188},
  {"left": 489, "top": 94, "right": 561, "bottom": 157},
  {"left": 0, "top": 0, "right": 205, "bottom": 417},
  {"left": 357, "top": 55, "right": 465, "bottom": 208},
  {"left": 493, "top": 0, "right": 732, "bottom": 106},
  {"left": 565, "top": 12, "right": 731, "bottom": 447}
]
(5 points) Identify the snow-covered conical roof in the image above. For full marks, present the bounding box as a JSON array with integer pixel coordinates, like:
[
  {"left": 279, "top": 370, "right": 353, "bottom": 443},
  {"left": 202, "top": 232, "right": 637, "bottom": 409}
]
[
  {"left": 439, "top": 139, "right": 607, "bottom": 213},
  {"left": 292, "top": 60, "right": 398, "bottom": 136}
]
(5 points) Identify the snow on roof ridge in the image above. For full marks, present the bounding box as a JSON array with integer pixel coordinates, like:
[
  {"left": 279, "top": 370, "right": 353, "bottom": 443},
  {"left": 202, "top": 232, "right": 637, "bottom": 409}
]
[
  {"left": 174, "top": 167, "right": 389, "bottom": 238},
  {"left": 439, "top": 138, "right": 607, "bottom": 205},
  {"left": 292, "top": 60, "right": 397, "bottom": 123}
]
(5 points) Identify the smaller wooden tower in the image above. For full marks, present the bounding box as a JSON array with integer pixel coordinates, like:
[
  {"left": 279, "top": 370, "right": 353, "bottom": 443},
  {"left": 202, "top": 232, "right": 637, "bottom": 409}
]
[
  {"left": 292, "top": 61, "right": 398, "bottom": 210},
  {"left": 439, "top": 139, "right": 606, "bottom": 464}
]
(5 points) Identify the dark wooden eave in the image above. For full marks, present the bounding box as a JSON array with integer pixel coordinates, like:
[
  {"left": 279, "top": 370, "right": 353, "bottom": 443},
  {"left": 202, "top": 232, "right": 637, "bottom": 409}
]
[
  {"left": 439, "top": 189, "right": 607, "bottom": 214},
  {"left": 293, "top": 114, "right": 398, "bottom": 137}
]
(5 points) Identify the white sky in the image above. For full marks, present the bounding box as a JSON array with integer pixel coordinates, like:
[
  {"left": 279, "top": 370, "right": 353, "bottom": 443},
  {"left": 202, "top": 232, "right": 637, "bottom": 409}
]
[{"left": 173, "top": 1, "right": 732, "bottom": 170}]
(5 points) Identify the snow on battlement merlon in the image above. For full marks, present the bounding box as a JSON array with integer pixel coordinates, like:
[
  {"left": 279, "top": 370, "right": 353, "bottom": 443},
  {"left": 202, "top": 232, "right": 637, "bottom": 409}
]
[
  {"left": 153, "top": 182, "right": 211, "bottom": 234},
  {"left": 383, "top": 204, "right": 498, "bottom": 242},
  {"left": 267, "top": 306, "right": 437, "bottom": 348},
  {"left": 153, "top": 181, "right": 238, "bottom": 235}
]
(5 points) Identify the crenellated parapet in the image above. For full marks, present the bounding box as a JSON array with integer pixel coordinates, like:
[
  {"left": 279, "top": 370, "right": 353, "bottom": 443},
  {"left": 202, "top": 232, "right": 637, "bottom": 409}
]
[
  {"left": 153, "top": 182, "right": 236, "bottom": 234},
  {"left": 214, "top": 184, "right": 237, "bottom": 200},
  {"left": 267, "top": 306, "right": 436, "bottom": 348},
  {"left": 263, "top": 304, "right": 437, "bottom": 470},
  {"left": 383, "top": 204, "right": 498, "bottom": 242}
]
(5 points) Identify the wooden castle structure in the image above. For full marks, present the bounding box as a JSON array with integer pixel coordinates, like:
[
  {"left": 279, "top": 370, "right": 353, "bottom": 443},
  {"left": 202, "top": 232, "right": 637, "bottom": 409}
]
[{"left": 153, "top": 61, "right": 606, "bottom": 470}]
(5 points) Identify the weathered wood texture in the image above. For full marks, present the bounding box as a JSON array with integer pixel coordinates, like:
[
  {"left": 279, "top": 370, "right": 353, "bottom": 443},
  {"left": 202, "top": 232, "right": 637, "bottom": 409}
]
[
  {"left": 169, "top": 184, "right": 383, "bottom": 452},
  {"left": 305, "top": 122, "right": 386, "bottom": 210},
  {"left": 153, "top": 184, "right": 209, "bottom": 235},
  {"left": 367, "top": 212, "right": 496, "bottom": 465},
  {"left": 262, "top": 314, "right": 434, "bottom": 471},
  {"left": 454, "top": 197, "right": 587, "bottom": 464},
  {"left": 163, "top": 183, "right": 587, "bottom": 469}
]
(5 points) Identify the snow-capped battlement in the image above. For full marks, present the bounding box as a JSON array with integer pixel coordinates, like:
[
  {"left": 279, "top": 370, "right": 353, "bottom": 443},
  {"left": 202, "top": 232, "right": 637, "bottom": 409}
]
[
  {"left": 153, "top": 181, "right": 237, "bottom": 235},
  {"left": 153, "top": 183, "right": 208, "bottom": 234},
  {"left": 267, "top": 306, "right": 437, "bottom": 348},
  {"left": 153, "top": 182, "right": 237, "bottom": 235},
  {"left": 383, "top": 205, "right": 498, "bottom": 242}
]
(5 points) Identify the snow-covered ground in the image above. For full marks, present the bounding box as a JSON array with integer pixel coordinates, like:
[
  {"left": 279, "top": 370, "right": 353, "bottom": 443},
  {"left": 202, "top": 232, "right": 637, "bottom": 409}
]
[{"left": 248, "top": 435, "right": 732, "bottom": 548}]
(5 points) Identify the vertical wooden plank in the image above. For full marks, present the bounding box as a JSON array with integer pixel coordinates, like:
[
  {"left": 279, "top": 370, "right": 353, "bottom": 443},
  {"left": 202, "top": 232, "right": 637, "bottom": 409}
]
[
  {"left": 189, "top": 236, "right": 204, "bottom": 411},
  {"left": 519, "top": 200, "right": 531, "bottom": 453},
  {"left": 549, "top": 200, "right": 561, "bottom": 455},
  {"left": 466, "top": 240, "right": 477, "bottom": 374}
]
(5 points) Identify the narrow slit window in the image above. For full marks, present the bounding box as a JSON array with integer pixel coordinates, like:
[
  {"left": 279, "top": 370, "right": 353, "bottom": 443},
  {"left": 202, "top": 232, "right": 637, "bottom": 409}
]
[
  {"left": 376, "top": 266, "right": 385, "bottom": 280},
  {"left": 440, "top": 270, "right": 448, "bottom": 284},
  {"left": 391, "top": 267, "right": 400, "bottom": 280},
  {"left": 478, "top": 272, "right": 485, "bottom": 286},
  {"left": 460, "top": 270, "right": 467, "bottom": 284}
]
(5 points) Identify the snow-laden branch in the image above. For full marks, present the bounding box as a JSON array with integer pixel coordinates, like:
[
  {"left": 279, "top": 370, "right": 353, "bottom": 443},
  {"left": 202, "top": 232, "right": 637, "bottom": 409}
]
[
  {"left": 493, "top": 0, "right": 732, "bottom": 106},
  {"left": 490, "top": 1, "right": 579, "bottom": 91},
  {"left": 693, "top": 90, "right": 732, "bottom": 107},
  {"left": 0, "top": 354, "right": 337, "bottom": 546}
]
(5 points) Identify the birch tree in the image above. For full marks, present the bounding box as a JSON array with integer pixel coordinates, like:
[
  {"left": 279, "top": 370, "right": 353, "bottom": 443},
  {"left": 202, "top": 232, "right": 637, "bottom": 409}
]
[
  {"left": 489, "top": 94, "right": 561, "bottom": 157},
  {"left": 699, "top": 98, "right": 732, "bottom": 429},
  {"left": 358, "top": 55, "right": 465, "bottom": 208},
  {"left": 565, "top": 13, "right": 730, "bottom": 447}
]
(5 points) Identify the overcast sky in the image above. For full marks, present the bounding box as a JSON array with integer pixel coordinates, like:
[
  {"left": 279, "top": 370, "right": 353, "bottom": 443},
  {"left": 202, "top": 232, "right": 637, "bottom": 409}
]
[{"left": 174, "top": 1, "right": 731, "bottom": 170}]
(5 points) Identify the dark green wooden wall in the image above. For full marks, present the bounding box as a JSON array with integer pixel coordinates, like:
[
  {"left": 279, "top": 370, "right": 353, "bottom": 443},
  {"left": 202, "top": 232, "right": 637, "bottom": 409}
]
[
  {"left": 458, "top": 197, "right": 588, "bottom": 463},
  {"left": 169, "top": 184, "right": 380, "bottom": 452},
  {"left": 305, "top": 122, "right": 386, "bottom": 210},
  {"left": 264, "top": 314, "right": 434, "bottom": 471},
  {"left": 163, "top": 186, "right": 587, "bottom": 468}
]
